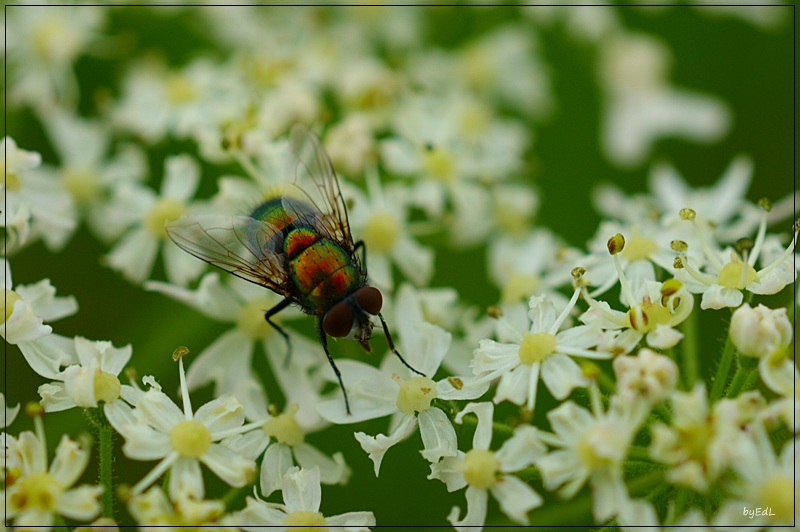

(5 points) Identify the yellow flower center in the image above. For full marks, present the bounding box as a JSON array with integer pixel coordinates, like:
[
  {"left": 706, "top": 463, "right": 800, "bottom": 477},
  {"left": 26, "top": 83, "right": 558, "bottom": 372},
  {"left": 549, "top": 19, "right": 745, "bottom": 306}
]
[
  {"left": 501, "top": 273, "right": 540, "bottom": 303},
  {"left": 362, "top": 211, "right": 400, "bottom": 254},
  {"left": 8, "top": 472, "right": 62, "bottom": 513},
  {"left": 236, "top": 298, "right": 273, "bottom": 340},
  {"left": 5, "top": 172, "right": 21, "bottom": 191},
  {"left": 621, "top": 234, "right": 659, "bottom": 262},
  {"left": 145, "top": 198, "right": 185, "bottom": 238},
  {"left": 262, "top": 405, "right": 304, "bottom": 446},
  {"left": 394, "top": 375, "right": 438, "bottom": 415},
  {"left": 628, "top": 296, "right": 672, "bottom": 332},
  {"left": 94, "top": 369, "right": 121, "bottom": 404},
  {"left": 4, "top": 290, "right": 23, "bottom": 322},
  {"left": 422, "top": 147, "right": 455, "bottom": 183},
  {"left": 167, "top": 74, "right": 197, "bottom": 104},
  {"left": 170, "top": 420, "right": 212, "bottom": 458},
  {"left": 61, "top": 167, "right": 100, "bottom": 204},
  {"left": 717, "top": 256, "right": 757, "bottom": 289},
  {"left": 458, "top": 101, "right": 491, "bottom": 135},
  {"left": 283, "top": 511, "right": 329, "bottom": 531},
  {"left": 462, "top": 448, "right": 500, "bottom": 489},
  {"left": 677, "top": 422, "right": 713, "bottom": 464},
  {"left": 758, "top": 474, "right": 794, "bottom": 523},
  {"left": 518, "top": 332, "right": 556, "bottom": 364}
]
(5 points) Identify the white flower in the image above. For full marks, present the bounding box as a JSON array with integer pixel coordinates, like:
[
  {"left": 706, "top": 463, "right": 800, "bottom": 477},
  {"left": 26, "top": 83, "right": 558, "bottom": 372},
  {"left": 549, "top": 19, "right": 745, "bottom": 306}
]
[
  {"left": 146, "top": 272, "right": 325, "bottom": 426},
  {"left": 234, "top": 467, "right": 376, "bottom": 531},
  {"left": 316, "top": 284, "right": 487, "bottom": 475},
  {"left": 104, "top": 357, "right": 256, "bottom": 500},
  {"left": 712, "top": 422, "right": 797, "bottom": 528},
  {"left": 674, "top": 207, "right": 797, "bottom": 309},
  {"left": 37, "top": 336, "right": 132, "bottom": 412},
  {"left": 472, "top": 291, "right": 611, "bottom": 413},
  {"left": 127, "top": 488, "right": 236, "bottom": 530},
  {"left": 729, "top": 303, "right": 792, "bottom": 359},
  {"left": 613, "top": 348, "right": 678, "bottom": 405},
  {"left": 580, "top": 236, "right": 694, "bottom": 352},
  {"left": 2, "top": 259, "right": 79, "bottom": 379},
  {"left": 246, "top": 403, "right": 351, "bottom": 497},
  {"left": 39, "top": 109, "right": 147, "bottom": 243},
  {"left": 324, "top": 113, "right": 376, "bottom": 177},
  {"left": 105, "top": 154, "right": 206, "bottom": 285},
  {"left": 2, "top": 393, "right": 20, "bottom": 428},
  {"left": 429, "top": 402, "right": 545, "bottom": 531},
  {"left": 4, "top": 423, "right": 102, "bottom": 530},
  {"left": 535, "top": 388, "right": 645, "bottom": 522},
  {"left": 648, "top": 383, "right": 757, "bottom": 492},
  {"left": 598, "top": 32, "right": 730, "bottom": 167},
  {"left": 346, "top": 167, "right": 434, "bottom": 289},
  {"left": 2, "top": 136, "right": 77, "bottom": 253}
]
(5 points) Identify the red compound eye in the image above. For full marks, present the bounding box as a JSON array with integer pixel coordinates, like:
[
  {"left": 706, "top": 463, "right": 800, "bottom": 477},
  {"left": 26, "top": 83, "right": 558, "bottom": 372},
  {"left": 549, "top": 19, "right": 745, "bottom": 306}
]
[
  {"left": 356, "top": 286, "right": 383, "bottom": 316},
  {"left": 323, "top": 302, "right": 353, "bottom": 338}
]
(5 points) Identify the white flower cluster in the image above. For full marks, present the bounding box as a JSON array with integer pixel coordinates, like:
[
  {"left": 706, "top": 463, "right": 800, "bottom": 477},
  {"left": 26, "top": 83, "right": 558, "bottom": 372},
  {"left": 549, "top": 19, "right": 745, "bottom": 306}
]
[{"left": 3, "top": 4, "right": 794, "bottom": 530}]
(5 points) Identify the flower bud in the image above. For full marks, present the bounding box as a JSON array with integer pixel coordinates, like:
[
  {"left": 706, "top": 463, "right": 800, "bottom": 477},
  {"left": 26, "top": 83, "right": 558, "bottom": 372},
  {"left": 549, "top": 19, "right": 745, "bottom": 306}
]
[{"left": 729, "top": 303, "right": 792, "bottom": 358}]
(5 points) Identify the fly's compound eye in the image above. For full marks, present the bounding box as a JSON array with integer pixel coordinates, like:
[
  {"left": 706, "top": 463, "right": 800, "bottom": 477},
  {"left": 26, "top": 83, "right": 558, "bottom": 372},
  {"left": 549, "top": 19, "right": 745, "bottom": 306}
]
[
  {"left": 323, "top": 301, "right": 354, "bottom": 338},
  {"left": 355, "top": 286, "right": 383, "bottom": 316}
]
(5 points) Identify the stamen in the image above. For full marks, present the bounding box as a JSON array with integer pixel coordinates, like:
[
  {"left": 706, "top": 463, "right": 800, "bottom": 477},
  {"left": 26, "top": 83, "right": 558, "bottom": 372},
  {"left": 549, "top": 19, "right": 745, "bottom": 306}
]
[
  {"left": 678, "top": 253, "right": 716, "bottom": 286},
  {"left": 680, "top": 208, "right": 725, "bottom": 271},
  {"left": 748, "top": 207, "right": 769, "bottom": 267},
  {"left": 607, "top": 234, "right": 637, "bottom": 308},
  {"left": 488, "top": 307, "right": 525, "bottom": 343},
  {"left": 754, "top": 227, "right": 798, "bottom": 281},
  {"left": 580, "top": 287, "right": 628, "bottom": 328},
  {"left": 588, "top": 382, "right": 603, "bottom": 418},
  {"left": 177, "top": 356, "right": 193, "bottom": 420},
  {"left": 550, "top": 286, "right": 581, "bottom": 335},
  {"left": 130, "top": 452, "right": 179, "bottom": 495}
]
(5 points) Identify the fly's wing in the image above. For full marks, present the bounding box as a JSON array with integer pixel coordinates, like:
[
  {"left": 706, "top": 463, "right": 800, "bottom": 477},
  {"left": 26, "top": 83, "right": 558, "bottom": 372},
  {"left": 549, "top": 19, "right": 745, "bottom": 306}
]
[
  {"left": 282, "top": 124, "right": 355, "bottom": 252},
  {"left": 166, "top": 215, "right": 291, "bottom": 296}
]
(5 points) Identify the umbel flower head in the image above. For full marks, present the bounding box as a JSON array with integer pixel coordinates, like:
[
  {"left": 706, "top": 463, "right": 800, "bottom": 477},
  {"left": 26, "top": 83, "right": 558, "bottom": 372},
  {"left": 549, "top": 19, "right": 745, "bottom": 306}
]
[{"left": 105, "top": 350, "right": 256, "bottom": 500}]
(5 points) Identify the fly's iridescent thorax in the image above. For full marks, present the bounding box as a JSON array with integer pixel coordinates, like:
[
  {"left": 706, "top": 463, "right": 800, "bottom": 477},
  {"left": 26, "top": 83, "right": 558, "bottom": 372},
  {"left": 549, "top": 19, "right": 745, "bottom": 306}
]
[{"left": 249, "top": 197, "right": 364, "bottom": 314}]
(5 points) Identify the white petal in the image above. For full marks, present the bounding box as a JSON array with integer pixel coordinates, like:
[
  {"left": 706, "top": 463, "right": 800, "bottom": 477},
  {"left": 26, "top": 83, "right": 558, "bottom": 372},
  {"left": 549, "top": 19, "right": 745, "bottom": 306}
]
[
  {"left": 535, "top": 449, "right": 585, "bottom": 492},
  {"left": 700, "top": 285, "right": 742, "bottom": 310},
  {"left": 528, "top": 295, "right": 557, "bottom": 334},
  {"left": 541, "top": 353, "right": 589, "bottom": 400},
  {"left": 490, "top": 474, "right": 542, "bottom": 524},
  {"left": 366, "top": 252, "right": 393, "bottom": 291},
  {"left": 436, "top": 374, "right": 491, "bottom": 401},
  {"left": 493, "top": 363, "right": 530, "bottom": 407},
  {"left": 221, "top": 431, "right": 269, "bottom": 462},
  {"left": 428, "top": 453, "right": 467, "bottom": 492},
  {"left": 15, "top": 279, "right": 78, "bottom": 322},
  {"left": 260, "top": 442, "right": 294, "bottom": 497},
  {"left": 105, "top": 228, "right": 159, "bottom": 284},
  {"left": 17, "top": 333, "right": 76, "bottom": 379},
  {"left": 293, "top": 442, "right": 351, "bottom": 486},
  {"left": 161, "top": 154, "right": 200, "bottom": 200},
  {"left": 163, "top": 239, "right": 207, "bottom": 286},
  {"left": 3, "top": 393, "right": 20, "bottom": 426},
  {"left": 617, "top": 498, "right": 659, "bottom": 531},
  {"left": 282, "top": 466, "right": 322, "bottom": 514},
  {"left": 145, "top": 272, "right": 242, "bottom": 321},
  {"left": 354, "top": 414, "right": 416, "bottom": 476},
  {"left": 63, "top": 363, "right": 100, "bottom": 408},
  {"left": 591, "top": 468, "right": 629, "bottom": 522},
  {"left": 325, "top": 511, "right": 377, "bottom": 530},
  {"left": 418, "top": 407, "right": 457, "bottom": 463},
  {"left": 496, "top": 425, "right": 547, "bottom": 473},
  {"left": 120, "top": 424, "right": 172, "bottom": 460},
  {"left": 57, "top": 485, "right": 103, "bottom": 521},
  {"left": 38, "top": 382, "right": 75, "bottom": 413},
  {"left": 4, "top": 299, "right": 52, "bottom": 344},
  {"left": 547, "top": 401, "right": 594, "bottom": 443},
  {"left": 136, "top": 389, "right": 184, "bottom": 434},
  {"left": 169, "top": 456, "right": 204, "bottom": 500},
  {"left": 447, "top": 486, "right": 488, "bottom": 531},
  {"left": 391, "top": 236, "right": 434, "bottom": 287},
  {"left": 13, "top": 509, "right": 54, "bottom": 529},
  {"left": 194, "top": 394, "right": 245, "bottom": 437},
  {"left": 236, "top": 496, "right": 286, "bottom": 528},
  {"left": 456, "top": 402, "right": 494, "bottom": 451},
  {"left": 315, "top": 360, "right": 397, "bottom": 424},
  {"left": 200, "top": 443, "right": 256, "bottom": 488},
  {"left": 50, "top": 435, "right": 90, "bottom": 488},
  {"left": 646, "top": 324, "right": 683, "bottom": 349}
]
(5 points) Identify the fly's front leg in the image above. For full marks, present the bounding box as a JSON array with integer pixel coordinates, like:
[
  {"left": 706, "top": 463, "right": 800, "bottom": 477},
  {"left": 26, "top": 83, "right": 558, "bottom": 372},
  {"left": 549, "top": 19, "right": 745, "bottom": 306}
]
[
  {"left": 316, "top": 318, "right": 351, "bottom": 415},
  {"left": 378, "top": 312, "right": 425, "bottom": 377},
  {"left": 265, "top": 298, "right": 293, "bottom": 367}
]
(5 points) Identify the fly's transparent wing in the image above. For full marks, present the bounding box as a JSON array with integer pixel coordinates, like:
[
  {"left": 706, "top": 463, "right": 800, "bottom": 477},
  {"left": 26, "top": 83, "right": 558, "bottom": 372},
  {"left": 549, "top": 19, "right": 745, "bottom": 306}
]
[
  {"left": 166, "top": 215, "right": 291, "bottom": 296},
  {"left": 282, "top": 124, "right": 355, "bottom": 251}
]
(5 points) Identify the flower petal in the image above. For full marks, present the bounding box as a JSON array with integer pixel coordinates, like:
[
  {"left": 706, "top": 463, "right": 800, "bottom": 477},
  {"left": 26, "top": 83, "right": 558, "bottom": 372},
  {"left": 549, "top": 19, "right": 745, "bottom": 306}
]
[
  {"left": 195, "top": 394, "right": 245, "bottom": 437},
  {"left": 293, "top": 442, "right": 351, "bottom": 486},
  {"left": 57, "top": 485, "right": 103, "bottom": 521},
  {"left": 169, "top": 456, "right": 204, "bottom": 500},
  {"left": 447, "top": 485, "right": 488, "bottom": 532},
  {"left": 136, "top": 389, "right": 184, "bottom": 434},
  {"left": 354, "top": 414, "right": 416, "bottom": 476},
  {"left": 541, "top": 353, "right": 588, "bottom": 400},
  {"left": 490, "top": 474, "right": 542, "bottom": 524},
  {"left": 455, "top": 402, "right": 494, "bottom": 451},
  {"left": 282, "top": 466, "right": 322, "bottom": 514},
  {"left": 496, "top": 425, "right": 547, "bottom": 473},
  {"left": 200, "top": 443, "right": 256, "bottom": 489},
  {"left": 260, "top": 442, "right": 294, "bottom": 497},
  {"left": 50, "top": 435, "right": 90, "bottom": 488},
  {"left": 418, "top": 407, "right": 457, "bottom": 463},
  {"left": 325, "top": 511, "right": 377, "bottom": 531}
]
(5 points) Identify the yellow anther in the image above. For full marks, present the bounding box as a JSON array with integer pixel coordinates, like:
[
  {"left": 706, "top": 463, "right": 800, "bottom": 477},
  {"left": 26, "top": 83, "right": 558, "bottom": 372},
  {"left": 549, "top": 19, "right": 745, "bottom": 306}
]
[
  {"left": 679, "top": 208, "right": 696, "bottom": 220},
  {"left": 607, "top": 233, "right": 625, "bottom": 255}
]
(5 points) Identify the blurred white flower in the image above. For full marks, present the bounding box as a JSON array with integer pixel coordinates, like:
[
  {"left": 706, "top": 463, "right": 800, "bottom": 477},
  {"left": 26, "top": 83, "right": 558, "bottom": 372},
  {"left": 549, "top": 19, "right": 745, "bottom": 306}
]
[
  {"left": 2, "top": 259, "right": 79, "bottom": 379},
  {"left": 105, "top": 154, "right": 207, "bottom": 285},
  {"left": 613, "top": 348, "right": 678, "bottom": 405},
  {"left": 234, "top": 466, "right": 376, "bottom": 531},
  {"left": 2, "top": 393, "right": 20, "bottom": 428},
  {"left": 104, "top": 357, "right": 256, "bottom": 500},
  {"left": 127, "top": 487, "right": 236, "bottom": 530},
  {"left": 5, "top": 424, "right": 103, "bottom": 530},
  {"left": 729, "top": 303, "right": 792, "bottom": 359},
  {"left": 429, "top": 402, "right": 545, "bottom": 531},
  {"left": 598, "top": 32, "right": 730, "bottom": 167}
]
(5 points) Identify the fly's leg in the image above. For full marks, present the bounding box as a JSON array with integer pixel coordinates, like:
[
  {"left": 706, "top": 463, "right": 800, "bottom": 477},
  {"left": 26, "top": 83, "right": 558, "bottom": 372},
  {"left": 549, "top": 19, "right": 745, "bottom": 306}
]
[
  {"left": 265, "top": 298, "right": 293, "bottom": 367},
  {"left": 378, "top": 312, "right": 425, "bottom": 377},
  {"left": 354, "top": 240, "right": 367, "bottom": 276},
  {"left": 317, "top": 317, "right": 351, "bottom": 415}
]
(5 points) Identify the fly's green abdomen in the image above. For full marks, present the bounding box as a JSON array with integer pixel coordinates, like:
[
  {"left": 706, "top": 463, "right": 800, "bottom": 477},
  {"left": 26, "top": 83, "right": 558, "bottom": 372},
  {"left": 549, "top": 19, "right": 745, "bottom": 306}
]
[{"left": 286, "top": 228, "right": 361, "bottom": 312}]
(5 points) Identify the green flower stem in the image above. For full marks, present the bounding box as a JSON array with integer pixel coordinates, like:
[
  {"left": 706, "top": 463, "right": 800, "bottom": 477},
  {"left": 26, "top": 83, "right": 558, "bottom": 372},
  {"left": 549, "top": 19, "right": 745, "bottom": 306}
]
[
  {"left": 679, "top": 310, "right": 699, "bottom": 390},
  {"left": 433, "top": 398, "right": 516, "bottom": 444},
  {"left": 726, "top": 355, "right": 759, "bottom": 398},
  {"left": 54, "top": 515, "right": 68, "bottom": 530},
  {"left": 628, "top": 470, "right": 664, "bottom": 497},
  {"left": 87, "top": 408, "right": 115, "bottom": 519},
  {"left": 596, "top": 369, "right": 616, "bottom": 395},
  {"left": 222, "top": 484, "right": 247, "bottom": 511},
  {"left": 623, "top": 460, "right": 664, "bottom": 474},
  {"left": 513, "top": 466, "right": 541, "bottom": 484},
  {"left": 627, "top": 445, "right": 652, "bottom": 462},
  {"left": 710, "top": 334, "right": 736, "bottom": 402}
]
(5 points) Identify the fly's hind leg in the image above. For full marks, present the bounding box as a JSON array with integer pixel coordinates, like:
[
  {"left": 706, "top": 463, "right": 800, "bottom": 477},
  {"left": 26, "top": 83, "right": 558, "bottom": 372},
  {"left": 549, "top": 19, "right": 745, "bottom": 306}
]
[
  {"left": 265, "top": 298, "right": 293, "bottom": 367},
  {"left": 378, "top": 312, "right": 425, "bottom": 377},
  {"left": 316, "top": 317, "right": 351, "bottom": 415}
]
